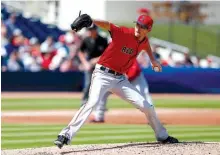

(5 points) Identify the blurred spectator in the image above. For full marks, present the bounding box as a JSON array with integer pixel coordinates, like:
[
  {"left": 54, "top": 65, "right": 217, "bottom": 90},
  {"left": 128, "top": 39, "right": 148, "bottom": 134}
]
[
  {"left": 49, "top": 35, "right": 68, "bottom": 71},
  {"left": 152, "top": 45, "right": 161, "bottom": 61},
  {"left": 64, "top": 31, "right": 81, "bottom": 60},
  {"left": 50, "top": 31, "right": 81, "bottom": 71},
  {"left": 41, "top": 51, "right": 56, "bottom": 70},
  {"left": 188, "top": 55, "right": 200, "bottom": 68},
  {"left": 161, "top": 52, "right": 175, "bottom": 67},
  {"left": 1, "top": 3, "right": 219, "bottom": 72},
  {"left": 1, "top": 20, "right": 9, "bottom": 72},
  {"left": 40, "top": 49, "right": 56, "bottom": 70},
  {"left": 1, "top": 21, "right": 9, "bottom": 46},
  {"left": 7, "top": 51, "right": 24, "bottom": 72},
  {"left": 28, "top": 38, "right": 42, "bottom": 72},
  {"left": 40, "top": 36, "right": 55, "bottom": 53},
  {"left": 20, "top": 37, "right": 42, "bottom": 72},
  {"left": 4, "top": 13, "right": 17, "bottom": 38},
  {"left": 8, "top": 30, "right": 40, "bottom": 72},
  {"left": 49, "top": 34, "right": 69, "bottom": 71},
  {"left": 24, "top": 56, "right": 42, "bottom": 72},
  {"left": 1, "top": 47, "right": 8, "bottom": 72},
  {"left": 66, "top": 31, "right": 82, "bottom": 70},
  {"left": 40, "top": 36, "right": 57, "bottom": 70},
  {"left": 30, "top": 37, "right": 41, "bottom": 57},
  {"left": 183, "top": 53, "right": 193, "bottom": 67},
  {"left": 206, "top": 57, "right": 219, "bottom": 69},
  {"left": 199, "top": 59, "right": 209, "bottom": 68},
  {"left": 4, "top": 29, "right": 24, "bottom": 57}
]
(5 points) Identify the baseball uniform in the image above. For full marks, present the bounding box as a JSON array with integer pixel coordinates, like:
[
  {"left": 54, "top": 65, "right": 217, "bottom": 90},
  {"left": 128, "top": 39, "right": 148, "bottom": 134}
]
[{"left": 57, "top": 23, "right": 168, "bottom": 143}]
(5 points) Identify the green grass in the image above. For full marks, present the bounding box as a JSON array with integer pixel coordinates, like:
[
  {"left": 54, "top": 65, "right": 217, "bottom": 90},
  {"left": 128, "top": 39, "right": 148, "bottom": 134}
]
[
  {"left": 120, "top": 23, "right": 220, "bottom": 57},
  {"left": 1, "top": 124, "right": 220, "bottom": 149},
  {"left": 1, "top": 98, "right": 220, "bottom": 110}
]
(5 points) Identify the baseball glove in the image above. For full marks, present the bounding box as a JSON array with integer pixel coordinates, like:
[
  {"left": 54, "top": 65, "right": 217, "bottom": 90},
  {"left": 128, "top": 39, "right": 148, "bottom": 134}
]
[{"left": 70, "top": 11, "right": 93, "bottom": 32}]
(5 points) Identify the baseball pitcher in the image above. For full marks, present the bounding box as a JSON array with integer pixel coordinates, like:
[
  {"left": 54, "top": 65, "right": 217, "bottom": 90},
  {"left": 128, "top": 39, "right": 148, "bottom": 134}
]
[{"left": 54, "top": 13, "right": 179, "bottom": 149}]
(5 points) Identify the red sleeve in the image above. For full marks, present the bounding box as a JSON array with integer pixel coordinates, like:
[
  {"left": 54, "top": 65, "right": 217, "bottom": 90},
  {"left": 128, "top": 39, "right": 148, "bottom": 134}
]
[
  {"left": 110, "top": 23, "right": 121, "bottom": 40},
  {"left": 126, "top": 60, "right": 141, "bottom": 81},
  {"left": 110, "top": 24, "right": 131, "bottom": 40}
]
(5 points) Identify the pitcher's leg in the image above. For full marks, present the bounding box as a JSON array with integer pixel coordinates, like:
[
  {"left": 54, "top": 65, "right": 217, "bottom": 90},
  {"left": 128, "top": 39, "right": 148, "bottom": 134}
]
[
  {"left": 144, "top": 106, "right": 168, "bottom": 141},
  {"left": 57, "top": 72, "right": 108, "bottom": 142},
  {"left": 92, "top": 91, "right": 112, "bottom": 121},
  {"left": 81, "top": 70, "right": 93, "bottom": 105},
  {"left": 58, "top": 103, "right": 93, "bottom": 141},
  {"left": 131, "top": 73, "right": 153, "bottom": 106},
  {"left": 114, "top": 78, "right": 168, "bottom": 141}
]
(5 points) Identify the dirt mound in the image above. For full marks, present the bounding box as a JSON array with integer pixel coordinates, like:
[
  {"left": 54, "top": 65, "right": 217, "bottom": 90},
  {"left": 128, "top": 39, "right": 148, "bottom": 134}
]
[{"left": 2, "top": 142, "right": 220, "bottom": 155}]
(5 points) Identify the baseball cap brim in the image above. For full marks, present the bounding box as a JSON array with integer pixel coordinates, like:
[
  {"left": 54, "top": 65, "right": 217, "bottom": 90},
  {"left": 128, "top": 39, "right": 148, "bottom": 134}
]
[{"left": 133, "top": 21, "right": 148, "bottom": 29}]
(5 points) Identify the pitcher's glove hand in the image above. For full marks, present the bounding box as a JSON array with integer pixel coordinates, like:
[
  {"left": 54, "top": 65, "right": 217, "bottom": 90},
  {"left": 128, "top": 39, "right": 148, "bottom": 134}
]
[{"left": 70, "top": 12, "right": 93, "bottom": 32}]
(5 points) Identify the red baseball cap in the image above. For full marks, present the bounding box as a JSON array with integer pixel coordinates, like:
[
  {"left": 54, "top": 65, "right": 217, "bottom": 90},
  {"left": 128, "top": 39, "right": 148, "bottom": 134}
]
[{"left": 134, "top": 14, "right": 153, "bottom": 31}]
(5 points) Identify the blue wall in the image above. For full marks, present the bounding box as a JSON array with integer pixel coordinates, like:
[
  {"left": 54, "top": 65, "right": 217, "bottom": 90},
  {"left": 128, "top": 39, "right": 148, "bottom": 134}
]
[
  {"left": 142, "top": 67, "right": 220, "bottom": 94},
  {"left": 2, "top": 71, "right": 84, "bottom": 91},
  {"left": 2, "top": 67, "right": 220, "bottom": 93}
]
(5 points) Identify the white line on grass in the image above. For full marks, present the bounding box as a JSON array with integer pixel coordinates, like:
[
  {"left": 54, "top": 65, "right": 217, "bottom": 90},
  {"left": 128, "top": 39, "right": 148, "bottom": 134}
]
[
  {"left": 2, "top": 129, "right": 154, "bottom": 137},
  {"left": 1, "top": 126, "right": 148, "bottom": 131},
  {"left": 2, "top": 128, "right": 220, "bottom": 137},
  {"left": 2, "top": 126, "right": 220, "bottom": 132}
]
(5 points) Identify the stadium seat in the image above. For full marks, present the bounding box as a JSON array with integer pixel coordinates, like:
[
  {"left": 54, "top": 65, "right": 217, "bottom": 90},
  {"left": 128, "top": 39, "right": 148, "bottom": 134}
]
[{"left": 1, "top": 3, "right": 65, "bottom": 42}]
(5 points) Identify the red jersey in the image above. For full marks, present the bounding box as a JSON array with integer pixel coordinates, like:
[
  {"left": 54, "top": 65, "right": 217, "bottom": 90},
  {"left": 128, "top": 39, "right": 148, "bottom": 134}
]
[
  {"left": 97, "top": 23, "right": 150, "bottom": 74},
  {"left": 41, "top": 51, "right": 57, "bottom": 70},
  {"left": 126, "top": 59, "right": 141, "bottom": 81}
]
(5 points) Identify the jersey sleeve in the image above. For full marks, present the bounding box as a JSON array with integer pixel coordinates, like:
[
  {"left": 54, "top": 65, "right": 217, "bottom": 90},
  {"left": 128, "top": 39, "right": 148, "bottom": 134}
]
[
  {"left": 126, "top": 60, "right": 142, "bottom": 81},
  {"left": 109, "top": 24, "right": 130, "bottom": 40},
  {"left": 109, "top": 23, "right": 121, "bottom": 40}
]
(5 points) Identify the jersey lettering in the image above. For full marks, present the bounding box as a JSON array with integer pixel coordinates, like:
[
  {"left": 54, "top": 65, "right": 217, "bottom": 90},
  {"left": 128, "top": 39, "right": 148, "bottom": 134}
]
[{"left": 121, "top": 46, "right": 133, "bottom": 55}]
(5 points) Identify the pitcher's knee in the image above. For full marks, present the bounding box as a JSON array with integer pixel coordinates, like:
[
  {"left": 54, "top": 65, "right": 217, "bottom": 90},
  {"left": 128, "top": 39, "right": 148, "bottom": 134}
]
[
  {"left": 86, "top": 99, "right": 98, "bottom": 109},
  {"left": 137, "top": 100, "right": 153, "bottom": 113}
]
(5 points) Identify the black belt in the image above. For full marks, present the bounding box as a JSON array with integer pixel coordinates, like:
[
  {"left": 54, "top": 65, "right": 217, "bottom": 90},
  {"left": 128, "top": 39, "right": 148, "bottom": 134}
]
[{"left": 100, "top": 66, "right": 122, "bottom": 76}]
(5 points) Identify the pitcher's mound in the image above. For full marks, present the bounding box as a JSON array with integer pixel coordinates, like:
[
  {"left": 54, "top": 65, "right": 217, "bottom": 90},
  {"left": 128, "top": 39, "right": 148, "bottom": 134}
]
[{"left": 2, "top": 142, "right": 220, "bottom": 155}]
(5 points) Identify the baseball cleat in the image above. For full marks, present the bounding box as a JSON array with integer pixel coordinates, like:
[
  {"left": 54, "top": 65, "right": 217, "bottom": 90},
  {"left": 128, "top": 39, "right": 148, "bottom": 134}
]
[
  {"left": 160, "top": 136, "right": 179, "bottom": 144},
  {"left": 54, "top": 135, "right": 69, "bottom": 149},
  {"left": 89, "top": 119, "right": 105, "bottom": 123}
]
